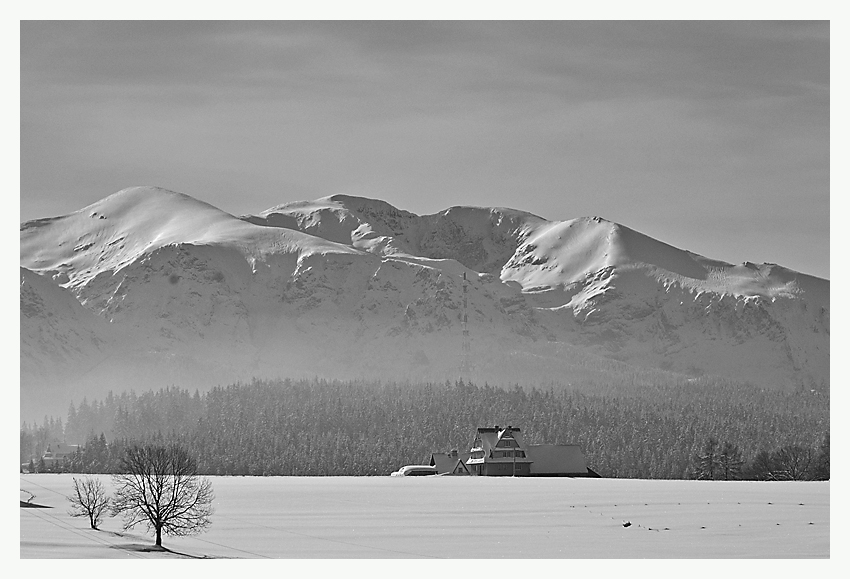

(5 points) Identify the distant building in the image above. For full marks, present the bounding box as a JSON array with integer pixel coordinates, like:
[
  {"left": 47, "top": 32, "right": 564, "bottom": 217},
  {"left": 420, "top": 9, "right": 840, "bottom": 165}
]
[
  {"left": 526, "top": 444, "right": 595, "bottom": 476},
  {"left": 39, "top": 443, "right": 80, "bottom": 470},
  {"left": 429, "top": 449, "right": 472, "bottom": 475},
  {"left": 429, "top": 425, "right": 599, "bottom": 477},
  {"left": 466, "top": 425, "right": 534, "bottom": 476}
]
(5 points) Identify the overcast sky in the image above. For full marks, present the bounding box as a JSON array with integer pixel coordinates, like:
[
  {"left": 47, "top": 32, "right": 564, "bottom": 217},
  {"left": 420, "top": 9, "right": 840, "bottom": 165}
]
[{"left": 20, "top": 21, "right": 829, "bottom": 278}]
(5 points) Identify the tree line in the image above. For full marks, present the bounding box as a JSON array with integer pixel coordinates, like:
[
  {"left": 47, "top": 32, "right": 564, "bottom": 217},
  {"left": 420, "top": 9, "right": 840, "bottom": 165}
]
[
  {"left": 690, "top": 435, "right": 829, "bottom": 481},
  {"left": 21, "top": 377, "right": 829, "bottom": 480}
]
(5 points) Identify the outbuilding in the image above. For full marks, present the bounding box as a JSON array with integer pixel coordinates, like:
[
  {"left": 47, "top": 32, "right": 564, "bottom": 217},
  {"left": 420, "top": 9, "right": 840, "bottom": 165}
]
[{"left": 526, "top": 444, "right": 599, "bottom": 477}]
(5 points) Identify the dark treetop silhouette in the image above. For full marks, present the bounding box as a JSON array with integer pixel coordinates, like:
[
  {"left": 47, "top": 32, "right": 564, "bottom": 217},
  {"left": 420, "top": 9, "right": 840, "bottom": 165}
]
[{"left": 111, "top": 444, "right": 214, "bottom": 547}]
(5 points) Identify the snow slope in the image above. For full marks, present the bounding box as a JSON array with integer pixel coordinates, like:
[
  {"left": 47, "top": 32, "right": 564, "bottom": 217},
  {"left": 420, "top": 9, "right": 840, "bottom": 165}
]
[
  {"left": 19, "top": 187, "right": 829, "bottom": 421},
  {"left": 20, "top": 474, "right": 829, "bottom": 559},
  {"left": 243, "top": 194, "right": 546, "bottom": 273}
]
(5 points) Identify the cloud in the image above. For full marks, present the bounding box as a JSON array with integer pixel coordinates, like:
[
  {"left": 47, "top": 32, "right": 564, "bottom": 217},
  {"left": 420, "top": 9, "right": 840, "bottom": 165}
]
[{"left": 20, "top": 21, "right": 829, "bottom": 277}]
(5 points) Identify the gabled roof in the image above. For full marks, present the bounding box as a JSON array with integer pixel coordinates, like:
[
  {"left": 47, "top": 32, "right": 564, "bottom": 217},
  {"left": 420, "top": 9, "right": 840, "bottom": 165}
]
[
  {"left": 450, "top": 459, "right": 471, "bottom": 475},
  {"left": 474, "top": 426, "right": 526, "bottom": 453},
  {"left": 42, "top": 443, "right": 80, "bottom": 460},
  {"left": 476, "top": 430, "right": 499, "bottom": 451},
  {"left": 430, "top": 451, "right": 472, "bottom": 474}
]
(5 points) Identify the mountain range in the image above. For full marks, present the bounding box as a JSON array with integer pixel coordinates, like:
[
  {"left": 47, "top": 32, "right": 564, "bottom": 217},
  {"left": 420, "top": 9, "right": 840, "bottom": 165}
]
[{"left": 20, "top": 187, "right": 829, "bottom": 422}]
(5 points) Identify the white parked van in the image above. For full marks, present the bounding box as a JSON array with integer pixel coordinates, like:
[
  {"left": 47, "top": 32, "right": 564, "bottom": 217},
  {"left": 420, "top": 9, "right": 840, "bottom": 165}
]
[{"left": 390, "top": 465, "right": 439, "bottom": 477}]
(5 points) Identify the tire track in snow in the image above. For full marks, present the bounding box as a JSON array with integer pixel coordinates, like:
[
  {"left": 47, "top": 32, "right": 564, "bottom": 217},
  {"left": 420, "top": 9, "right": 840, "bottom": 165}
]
[
  {"left": 21, "top": 476, "right": 74, "bottom": 501},
  {"left": 22, "top": 476, "right": 435, "bottom": 558},
  {"left": 179, "top": 533, "right": 273, "bottom": 559},
  {"left": 214, "top": 512, "right": 444, "bottom": 559},
  {"left": 21, "top": 507, "right": 147, "bottom": 559},
  {"left": 22, "top": 476, "right": 225, "bottom": 559}
]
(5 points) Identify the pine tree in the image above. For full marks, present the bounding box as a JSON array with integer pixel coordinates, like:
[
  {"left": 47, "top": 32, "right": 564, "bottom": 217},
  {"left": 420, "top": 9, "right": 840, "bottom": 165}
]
[
  {"left": 695, "top": 437, "right": 720, "bottom": 480},
  {"left": 717, "top": 441, "right": 744, "bottom": 480}
]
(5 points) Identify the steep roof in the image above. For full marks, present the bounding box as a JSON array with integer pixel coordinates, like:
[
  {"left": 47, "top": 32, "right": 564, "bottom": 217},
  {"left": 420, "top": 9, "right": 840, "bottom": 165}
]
[
  {"left": 43, "top": 443, "right": 80, "bottom": 460},
  {"left": 449, "top": 459, "right": 471, "bottom": 475},
  {"left": 430, "top": 451, "right": 472, "bottom": 474},
  {"left": 474, "top": 426, "right": 526, "bottom": 453}
]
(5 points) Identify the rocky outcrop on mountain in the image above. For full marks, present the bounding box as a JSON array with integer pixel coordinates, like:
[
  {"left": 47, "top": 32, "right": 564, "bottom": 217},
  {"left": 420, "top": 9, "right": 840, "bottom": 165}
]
[{"left": 20, "top": 186, "right": 829, "bottom": 421}]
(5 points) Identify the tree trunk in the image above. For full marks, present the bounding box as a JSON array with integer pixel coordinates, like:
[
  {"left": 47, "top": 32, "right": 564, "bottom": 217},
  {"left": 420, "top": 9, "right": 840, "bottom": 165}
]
[{"left": 156, "top": 525, "right": 162, "bottom": 547}]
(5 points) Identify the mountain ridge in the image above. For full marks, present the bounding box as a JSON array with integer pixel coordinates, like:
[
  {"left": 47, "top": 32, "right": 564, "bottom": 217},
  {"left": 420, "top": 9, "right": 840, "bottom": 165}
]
[{"left": 20, "top": 187, "right": 829, "bottom": 422}]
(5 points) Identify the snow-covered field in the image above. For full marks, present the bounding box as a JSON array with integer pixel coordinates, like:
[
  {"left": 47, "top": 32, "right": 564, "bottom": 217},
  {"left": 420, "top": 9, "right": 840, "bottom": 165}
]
[{"left": 20, "top": 474, "right": 828, "bottom": 559}]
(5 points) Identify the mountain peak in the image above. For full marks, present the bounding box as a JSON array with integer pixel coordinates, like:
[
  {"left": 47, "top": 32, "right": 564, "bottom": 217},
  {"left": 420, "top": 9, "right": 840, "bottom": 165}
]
[
  {"left": 20, "top": 186, "right": 829, "bottom": 420},
  {"left": 82, "top": 186, "right": 231, "bottom": 219}
]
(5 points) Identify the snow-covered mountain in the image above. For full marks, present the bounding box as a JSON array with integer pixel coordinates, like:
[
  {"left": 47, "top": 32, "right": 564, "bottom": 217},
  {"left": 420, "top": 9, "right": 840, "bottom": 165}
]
[{"left": 20, "top": 187, "right": 829, "bottom": 421}]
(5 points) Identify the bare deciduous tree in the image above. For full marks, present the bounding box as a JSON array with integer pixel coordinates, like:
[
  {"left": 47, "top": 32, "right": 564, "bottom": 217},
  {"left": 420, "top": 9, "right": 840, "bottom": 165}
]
[
  {"left": 747, "top": 450, "right": 776, "bottom": 480},
  {"left": 111, "top": 444, "right": 214, "bottom": 547},
  {"left": 814, "top": 433, "right": 829, "bottom": 480},
  {"left": 772, "top": 445, "right": 815, "bottom": 481},
  {"left": 67, "top": 476, "right": 111, "bottom": 529}
]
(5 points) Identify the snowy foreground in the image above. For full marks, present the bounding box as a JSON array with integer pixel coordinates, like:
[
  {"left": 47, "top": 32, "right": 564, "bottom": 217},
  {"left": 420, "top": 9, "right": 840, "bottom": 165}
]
[{"left": 21, "top": 474, "right": 828, "bottom": 559}]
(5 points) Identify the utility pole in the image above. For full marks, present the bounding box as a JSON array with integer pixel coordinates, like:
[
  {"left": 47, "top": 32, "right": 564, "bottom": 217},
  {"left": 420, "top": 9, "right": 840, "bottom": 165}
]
[{"left": 460, "top": 272, "right": 473, "bottom": 377}]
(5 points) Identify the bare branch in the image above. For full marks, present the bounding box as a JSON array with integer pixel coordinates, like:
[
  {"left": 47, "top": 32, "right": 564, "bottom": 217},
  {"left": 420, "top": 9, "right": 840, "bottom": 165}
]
[
  {"left": 111, "top": 444, "right": 214, "bottom": 547},
  {"left": 67, "top": 476, "right": 111, "bottom": 530}
]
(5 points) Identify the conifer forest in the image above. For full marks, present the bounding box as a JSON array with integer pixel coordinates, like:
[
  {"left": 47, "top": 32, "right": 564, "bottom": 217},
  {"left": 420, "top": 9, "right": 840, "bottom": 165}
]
[{"left": 21, "top": 377, "right": 829, "bottom": 481}]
